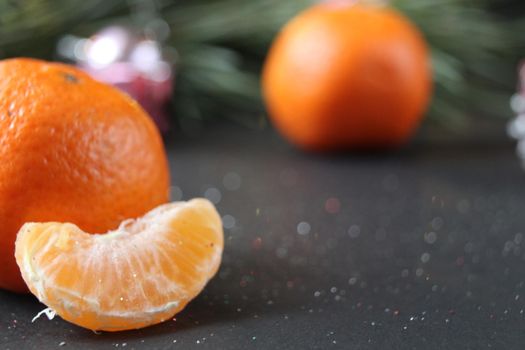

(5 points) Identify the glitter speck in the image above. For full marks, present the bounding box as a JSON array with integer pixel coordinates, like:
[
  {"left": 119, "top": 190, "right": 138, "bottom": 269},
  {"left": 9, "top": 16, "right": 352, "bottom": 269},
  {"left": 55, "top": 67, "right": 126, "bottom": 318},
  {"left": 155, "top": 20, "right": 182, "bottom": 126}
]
[
  {"left": 170, "top": 186, "right": 183, "bottom": 201},
  {"left": 424, "top": 231, "right": 438, "bottom": 244},
  {"left": 431, "top": 217, "right": 444, "bottom": 230},
  {"left": 222, "top": 215, "right": 236, "bottom": 229},
  {"left": 456, "top": 199, "right": 470, "bottom": 213},
  {"left": 348, "top": 225, "right": 361, "bottom": 239},
  {"left": 59, "top": 341, "right": 66, "bottom": 347},
  {"left": 204, "top": 187, "right": 222, "bottom": 204},
  {"left": 382, "top": 174, "right": 399, "bottom": 192},
  {"left": 297, "top": 221, "right": 311, "bottom": 235},
  {"left": 252, "top": 237, "right": 263, "bottom": 250},
  {"left": 276, "top": 246, "right": 288, "bottom": 258},
  {"left": 325, "top": 197, "right": 341, "bottom": 214},
  {"left": 223, "top": 172, "right": 241, "bottom": 190},
  {"left": 314, "top": 291, "right": 321, "bottom": 297},
  {"left": 279, "top": 168, "right": 298, "bottom": 187}
]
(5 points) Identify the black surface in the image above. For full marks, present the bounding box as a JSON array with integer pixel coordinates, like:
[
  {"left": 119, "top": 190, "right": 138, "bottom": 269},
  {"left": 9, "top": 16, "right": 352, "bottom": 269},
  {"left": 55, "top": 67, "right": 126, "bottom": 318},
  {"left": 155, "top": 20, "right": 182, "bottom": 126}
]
[{"left": 2, "top": 126, "right": 525, "bottom": 349}]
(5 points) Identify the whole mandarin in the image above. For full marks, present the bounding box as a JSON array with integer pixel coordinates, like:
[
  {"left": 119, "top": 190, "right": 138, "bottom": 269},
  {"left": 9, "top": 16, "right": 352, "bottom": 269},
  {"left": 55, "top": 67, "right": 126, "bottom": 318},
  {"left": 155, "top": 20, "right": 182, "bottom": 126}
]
[
  {"left": 0, "top": 58, "right": 170, "bottom": 292},
  {"left": 262, "top": 2, "right": 432, "bottom": 150}
]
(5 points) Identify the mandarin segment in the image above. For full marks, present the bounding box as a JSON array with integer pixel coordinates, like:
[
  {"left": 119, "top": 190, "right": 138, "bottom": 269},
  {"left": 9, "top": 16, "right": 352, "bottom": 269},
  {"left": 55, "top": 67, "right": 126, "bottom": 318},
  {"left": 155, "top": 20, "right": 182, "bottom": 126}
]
[{"left": 15, "top": 199, "right": 223, "bottom": 331}]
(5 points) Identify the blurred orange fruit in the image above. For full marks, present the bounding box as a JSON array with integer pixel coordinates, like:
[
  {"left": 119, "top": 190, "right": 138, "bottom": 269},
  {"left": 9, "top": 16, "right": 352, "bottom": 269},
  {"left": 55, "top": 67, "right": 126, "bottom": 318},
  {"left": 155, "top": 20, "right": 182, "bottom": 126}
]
[
  {"left": 15, "top": 199, "right": 223, "bottom": 331},
  {"left": 0, "top": 58, "right": 170, "bottom": 292},
  {"left": 262, "top": 1, "right": 432, "bottom": 151}
]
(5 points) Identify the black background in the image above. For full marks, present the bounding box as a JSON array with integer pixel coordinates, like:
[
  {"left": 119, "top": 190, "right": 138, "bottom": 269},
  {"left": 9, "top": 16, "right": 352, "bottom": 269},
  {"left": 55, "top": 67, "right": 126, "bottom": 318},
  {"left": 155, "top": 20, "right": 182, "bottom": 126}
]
[{"left": 3, "top": 125, "right": 525, "bottom": 349}]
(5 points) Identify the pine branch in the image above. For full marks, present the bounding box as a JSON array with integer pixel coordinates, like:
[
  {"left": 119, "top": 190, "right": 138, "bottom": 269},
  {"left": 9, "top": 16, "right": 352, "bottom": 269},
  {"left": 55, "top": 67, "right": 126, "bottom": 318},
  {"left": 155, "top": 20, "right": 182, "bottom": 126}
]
[{"left": 0, "top": 0, "right": 523, "bottom": 131}]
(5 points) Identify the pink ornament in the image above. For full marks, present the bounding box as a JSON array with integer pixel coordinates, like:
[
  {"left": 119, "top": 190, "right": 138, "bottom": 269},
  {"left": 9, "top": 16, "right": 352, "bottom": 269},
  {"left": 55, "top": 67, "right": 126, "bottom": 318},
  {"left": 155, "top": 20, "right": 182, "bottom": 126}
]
[{"left": 58, "top": 26, "right": 174, "bottom": 132}]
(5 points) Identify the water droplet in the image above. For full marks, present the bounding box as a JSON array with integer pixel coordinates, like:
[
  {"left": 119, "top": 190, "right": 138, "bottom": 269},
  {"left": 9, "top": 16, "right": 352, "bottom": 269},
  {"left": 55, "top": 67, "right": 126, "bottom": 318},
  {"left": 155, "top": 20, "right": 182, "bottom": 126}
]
[{"left": 421, "top": 252, "right": 431, "bottom": 263}]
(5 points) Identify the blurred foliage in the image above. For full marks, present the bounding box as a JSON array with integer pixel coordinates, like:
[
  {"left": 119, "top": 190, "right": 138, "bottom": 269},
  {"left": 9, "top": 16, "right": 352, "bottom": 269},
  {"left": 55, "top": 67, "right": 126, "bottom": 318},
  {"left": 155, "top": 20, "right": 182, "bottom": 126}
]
[
  {"left": 393, "top": 0, "right": 525, "bottom": 130},
  {"left": 0, "top": 0, "right": 524, "bottom": 131}
]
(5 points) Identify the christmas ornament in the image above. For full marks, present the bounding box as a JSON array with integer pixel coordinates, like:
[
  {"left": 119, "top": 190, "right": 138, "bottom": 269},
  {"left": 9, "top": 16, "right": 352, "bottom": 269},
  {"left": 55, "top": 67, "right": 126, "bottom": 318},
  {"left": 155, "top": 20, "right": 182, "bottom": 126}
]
[
  {"left": 57, "top": 25, "right": 175, "bottom": 132},
  {"left": 507, "top": 62, "right": 525, "bottom": 167}
]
